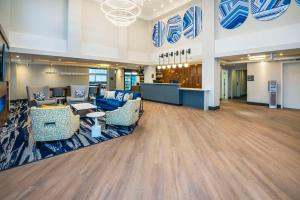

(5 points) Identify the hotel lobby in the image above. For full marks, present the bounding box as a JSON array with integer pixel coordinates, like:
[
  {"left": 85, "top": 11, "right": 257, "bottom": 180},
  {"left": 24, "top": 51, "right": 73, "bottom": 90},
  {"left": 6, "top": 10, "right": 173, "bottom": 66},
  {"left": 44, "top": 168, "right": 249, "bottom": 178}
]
[{"left": 0, "top": 0, "right": 300, "bottom": 199}]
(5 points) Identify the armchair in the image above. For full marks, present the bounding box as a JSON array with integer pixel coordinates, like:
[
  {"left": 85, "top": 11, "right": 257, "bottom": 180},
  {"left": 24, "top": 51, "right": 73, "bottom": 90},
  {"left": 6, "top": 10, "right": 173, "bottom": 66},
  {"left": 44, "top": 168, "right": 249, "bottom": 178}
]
[
  {"left": 31, "top": 106, "right": 80, "bottom": 142},
  {"left": 26, "top": 86, "right": 57, "bottom": 107},
  {"left": 66, "top": 85, "right": 89, "bottom": 104},
  {"left": 106, "top": 98, "right": 141, "bottom": 127}
]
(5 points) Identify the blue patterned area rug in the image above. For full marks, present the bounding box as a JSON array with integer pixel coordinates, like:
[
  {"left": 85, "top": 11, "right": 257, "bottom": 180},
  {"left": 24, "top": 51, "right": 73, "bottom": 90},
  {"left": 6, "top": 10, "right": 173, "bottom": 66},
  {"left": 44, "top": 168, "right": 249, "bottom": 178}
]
[{"left": 0, "top": 102, "right": 136, "bottom": 171}]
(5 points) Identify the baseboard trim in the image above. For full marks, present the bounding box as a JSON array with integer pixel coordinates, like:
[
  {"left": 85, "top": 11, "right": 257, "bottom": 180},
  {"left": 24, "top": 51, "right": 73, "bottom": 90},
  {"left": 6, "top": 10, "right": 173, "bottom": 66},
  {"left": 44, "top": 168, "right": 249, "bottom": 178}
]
[
  {"left": 247, "top": 101, "right": 281, "bottom": 108},
  {"left": 209, "top": 106, "right": 220, "bottom": 111}
]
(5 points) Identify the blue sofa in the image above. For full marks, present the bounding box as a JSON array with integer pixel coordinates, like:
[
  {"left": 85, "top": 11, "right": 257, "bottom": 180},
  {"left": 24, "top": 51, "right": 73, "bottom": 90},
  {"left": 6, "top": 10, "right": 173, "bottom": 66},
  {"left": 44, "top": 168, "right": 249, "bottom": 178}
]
[{"left": 96, "top": 90, "right": 141, "bottom": 111}]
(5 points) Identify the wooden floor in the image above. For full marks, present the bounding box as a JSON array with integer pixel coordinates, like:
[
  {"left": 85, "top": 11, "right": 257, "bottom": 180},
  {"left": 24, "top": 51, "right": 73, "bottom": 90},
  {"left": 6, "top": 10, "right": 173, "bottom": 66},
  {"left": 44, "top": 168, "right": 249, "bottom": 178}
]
[{"left": 0, "top": 101, "right": 300, "bottom": 200}]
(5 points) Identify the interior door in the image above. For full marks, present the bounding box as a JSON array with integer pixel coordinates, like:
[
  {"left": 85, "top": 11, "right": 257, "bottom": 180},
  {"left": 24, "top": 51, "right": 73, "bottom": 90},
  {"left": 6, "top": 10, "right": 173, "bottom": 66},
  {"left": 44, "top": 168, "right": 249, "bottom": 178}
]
[
  {"left": 222, "top": 69, "right": 229, "bottom": 99},
  {"left": 236, "top": 70, "right": 241, "bottom": 97},
  {"left": 283, "top": 62, "right": 300, "bottom": 109}
]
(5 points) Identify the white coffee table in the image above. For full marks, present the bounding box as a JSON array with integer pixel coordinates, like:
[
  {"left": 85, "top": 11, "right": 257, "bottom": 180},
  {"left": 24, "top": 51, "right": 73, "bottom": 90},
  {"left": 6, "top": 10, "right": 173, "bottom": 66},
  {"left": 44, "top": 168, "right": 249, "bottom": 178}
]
[
  {"left": 71, "top": 103, "right": 97, "bottom": 111},
  {"left": 86, "top": 112, "right": 106, "bottom": 137}
]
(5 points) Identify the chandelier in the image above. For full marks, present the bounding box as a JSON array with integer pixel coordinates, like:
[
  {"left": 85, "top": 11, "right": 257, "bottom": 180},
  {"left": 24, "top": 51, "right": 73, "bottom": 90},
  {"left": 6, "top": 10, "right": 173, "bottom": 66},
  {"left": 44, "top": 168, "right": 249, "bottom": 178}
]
[{"left": 99, "top": 0, "right": 143, "bottom": 26}]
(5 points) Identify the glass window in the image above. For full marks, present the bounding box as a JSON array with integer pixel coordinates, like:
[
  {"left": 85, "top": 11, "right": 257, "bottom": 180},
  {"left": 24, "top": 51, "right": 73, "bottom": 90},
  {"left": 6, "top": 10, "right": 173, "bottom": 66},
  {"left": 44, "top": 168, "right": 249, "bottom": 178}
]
[{"left": 89, "top": 68, "right": 107, "bottom": 84}]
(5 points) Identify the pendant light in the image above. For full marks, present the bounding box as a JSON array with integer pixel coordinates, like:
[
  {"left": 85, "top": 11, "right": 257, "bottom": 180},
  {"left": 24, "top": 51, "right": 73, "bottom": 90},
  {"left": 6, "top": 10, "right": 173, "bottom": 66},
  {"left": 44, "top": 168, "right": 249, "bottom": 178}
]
[
  {"left": 178, "top": 50, "right": 183, "bottom": 68},
  {"left": 157, "top": 54, "right": 161, "bottom": 70},
  {"left": 172, "top": 52, "right": 177, "bottom": 68},
  {"left": 167, "top": 53, "right": 171, "bottom": 69},
  {"left": 162, "top": 54, "right": 166, "bottom": 69},
  {"left": 184, "top": 48, "right": 191, "bottom": 68}
]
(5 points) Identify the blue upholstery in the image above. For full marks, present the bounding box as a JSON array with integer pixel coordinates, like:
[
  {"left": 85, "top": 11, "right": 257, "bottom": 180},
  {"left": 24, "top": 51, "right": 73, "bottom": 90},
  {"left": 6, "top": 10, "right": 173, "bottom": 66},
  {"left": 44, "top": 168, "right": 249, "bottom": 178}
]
[{"left": 96, "top": 90, "right": 141, "bottom": 111}]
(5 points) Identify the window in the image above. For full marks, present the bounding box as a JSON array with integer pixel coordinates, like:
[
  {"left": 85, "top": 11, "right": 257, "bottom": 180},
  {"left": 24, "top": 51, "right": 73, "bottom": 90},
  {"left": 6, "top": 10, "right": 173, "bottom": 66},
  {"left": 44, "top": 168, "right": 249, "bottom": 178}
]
[{"left": 89, "top": 68, "right": 107, "bottom": 84}]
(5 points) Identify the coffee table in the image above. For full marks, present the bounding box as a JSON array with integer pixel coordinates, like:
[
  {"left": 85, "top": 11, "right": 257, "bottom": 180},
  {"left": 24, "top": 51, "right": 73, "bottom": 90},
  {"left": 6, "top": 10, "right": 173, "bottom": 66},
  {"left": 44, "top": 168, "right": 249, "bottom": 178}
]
[
  {"left": 70, "top": 103, "right": 97, "bottom": 116},
  {"left": 86, "top": 112, "right": 106, "bottom": 137}
]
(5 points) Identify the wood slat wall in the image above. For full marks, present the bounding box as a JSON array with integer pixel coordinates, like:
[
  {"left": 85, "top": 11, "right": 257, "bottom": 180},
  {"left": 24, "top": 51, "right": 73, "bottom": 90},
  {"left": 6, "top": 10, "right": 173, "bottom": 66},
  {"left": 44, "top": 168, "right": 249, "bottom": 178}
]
[{"left": 159, "top": 64, "right": 202, "bottom": 88}]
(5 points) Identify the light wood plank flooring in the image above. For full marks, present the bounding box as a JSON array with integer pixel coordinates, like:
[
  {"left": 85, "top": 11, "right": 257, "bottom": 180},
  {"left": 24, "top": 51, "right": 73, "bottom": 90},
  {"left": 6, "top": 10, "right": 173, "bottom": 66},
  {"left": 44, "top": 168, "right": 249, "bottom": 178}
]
[{"left": 0, "top": 101, "right": 300, "bottom": 200}]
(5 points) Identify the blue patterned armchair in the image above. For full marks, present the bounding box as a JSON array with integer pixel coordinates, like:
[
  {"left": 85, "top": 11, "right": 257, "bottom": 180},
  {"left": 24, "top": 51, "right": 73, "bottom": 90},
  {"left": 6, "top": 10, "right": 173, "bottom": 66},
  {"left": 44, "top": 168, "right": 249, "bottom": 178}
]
[
  {"left": 106, "top": 98, "right": 141, "bottom": 127},
  {"left": 31, "top": 106, "right": 80, "bottom": 142}
]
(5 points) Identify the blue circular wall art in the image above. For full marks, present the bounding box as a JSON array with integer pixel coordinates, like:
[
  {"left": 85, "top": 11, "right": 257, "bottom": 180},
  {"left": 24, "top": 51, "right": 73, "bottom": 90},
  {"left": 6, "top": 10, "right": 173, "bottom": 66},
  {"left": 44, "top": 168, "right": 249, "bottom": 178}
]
[
  {"left": 183, "top": 6, "right": 202, "bottom": 39},
  {"left": 219, "top": 0, "right": 249, "bottom": 29},
  {"left": 251, "top": 0, "right": 291, "bottom": 21},
  {"left": 152, "top": 21, "right": 166, "bottom": 48},
  {"left": 167, "top": 15, "right": 182, "bottom": 44},
  {"left": 296, "top": 0, "right": 300, "bottom": 6}
]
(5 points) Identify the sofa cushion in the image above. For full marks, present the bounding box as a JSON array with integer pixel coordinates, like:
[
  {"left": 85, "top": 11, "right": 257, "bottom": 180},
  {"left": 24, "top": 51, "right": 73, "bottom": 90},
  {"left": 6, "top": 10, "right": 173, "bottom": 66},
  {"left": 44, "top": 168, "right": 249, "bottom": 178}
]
[
  {"left": 106, "top": 91, "right": 116, "bottom": 99},
  {"left": 34, "top": 91, "right": 46, "bottom": 101},
  {"left": 123, "top": 93, "right": 133, "bottom": 101},
  {"left": 106, "top": 99, "right": 124, "bottom": 108}
]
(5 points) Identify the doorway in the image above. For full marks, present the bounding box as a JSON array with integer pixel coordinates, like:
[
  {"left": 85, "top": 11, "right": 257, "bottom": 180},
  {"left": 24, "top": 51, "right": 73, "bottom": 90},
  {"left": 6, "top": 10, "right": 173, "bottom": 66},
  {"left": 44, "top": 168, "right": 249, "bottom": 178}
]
[
  {"left": 221, "top": 69, "right": 229, "bottom": 99},
  {"left": 221, "top": 65, "right": 247, "bottom": 102},
  {"left": 282, "top": 62, "right": 300, "bottom": 109}
]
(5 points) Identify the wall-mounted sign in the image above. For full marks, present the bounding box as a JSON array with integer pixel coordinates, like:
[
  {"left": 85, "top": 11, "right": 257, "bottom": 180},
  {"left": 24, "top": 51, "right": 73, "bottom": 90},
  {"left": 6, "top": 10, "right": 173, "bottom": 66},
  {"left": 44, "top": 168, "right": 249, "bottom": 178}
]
[{"left": 247, "top": 75, "right": 255, "bottom": 81}]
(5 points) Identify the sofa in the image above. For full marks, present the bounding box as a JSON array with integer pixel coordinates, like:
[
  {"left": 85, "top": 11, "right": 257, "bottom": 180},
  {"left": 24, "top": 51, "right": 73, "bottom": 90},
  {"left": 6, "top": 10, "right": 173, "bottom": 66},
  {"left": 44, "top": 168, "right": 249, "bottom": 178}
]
[
  {"left": 31, "top": 106, "right": 80, "bottom": 142},
  {"left": 26, "top": 86, "right": 58, "bottom": 107},
  {"left": 66, "top": 85, "right": 89, "bottom": 104},
  {"left": 106, "top": 98, "right": 141, "bottom": 127},
  {"left": 96, "top": 90, "right": 141, "bottom": 111}
]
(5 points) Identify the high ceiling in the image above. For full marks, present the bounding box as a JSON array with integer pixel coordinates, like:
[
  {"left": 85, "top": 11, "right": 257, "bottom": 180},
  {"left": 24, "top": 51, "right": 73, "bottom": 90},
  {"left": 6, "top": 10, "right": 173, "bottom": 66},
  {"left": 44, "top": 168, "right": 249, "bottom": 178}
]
[{"left": 139, "top": 0, "right": 192, "bottom": 20}]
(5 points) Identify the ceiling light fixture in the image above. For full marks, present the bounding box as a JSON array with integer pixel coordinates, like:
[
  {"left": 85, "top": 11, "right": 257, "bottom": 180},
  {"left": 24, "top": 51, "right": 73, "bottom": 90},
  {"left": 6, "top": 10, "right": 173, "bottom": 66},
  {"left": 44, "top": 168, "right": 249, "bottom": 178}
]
[
  {"left": 99, "top": 0, "right": 143, "bottom": 26},
  {"left": 248, "top": 55, "right": 267, "bottom": 61}
]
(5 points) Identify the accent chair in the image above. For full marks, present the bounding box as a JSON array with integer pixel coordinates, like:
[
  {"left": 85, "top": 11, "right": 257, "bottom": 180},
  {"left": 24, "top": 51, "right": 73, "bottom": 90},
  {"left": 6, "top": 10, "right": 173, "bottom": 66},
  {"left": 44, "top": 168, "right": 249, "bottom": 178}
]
[
  {"left": 106, "top": 98, "right": 141, "bottom": 127},
  {"left": 31, "top": 106, "right": 80, "bottom": 142},
  {"left": 66, "top": 85, "right": 89, "bottom": 104},
  {"left": 26, "top": 86, "right": 58, "bottom": 107}
]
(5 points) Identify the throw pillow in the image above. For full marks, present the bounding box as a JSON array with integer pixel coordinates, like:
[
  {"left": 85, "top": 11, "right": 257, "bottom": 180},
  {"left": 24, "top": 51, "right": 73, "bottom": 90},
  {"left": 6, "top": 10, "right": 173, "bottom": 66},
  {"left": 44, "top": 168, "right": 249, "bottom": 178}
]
[
  {"left": 75, "top": 89, "right": 85, "bottom": 98},
  {"left": 116, "top": 92, "right": 124, "bottom": 101},
  {"left": 123, "top": 93, "right": 133, "bottom": 101},
  {"left": 34, "top": 91, "right": 46, "bottom": 101},
  {"left": 106, "top": 91, "right": 116, "bottom": 99}
]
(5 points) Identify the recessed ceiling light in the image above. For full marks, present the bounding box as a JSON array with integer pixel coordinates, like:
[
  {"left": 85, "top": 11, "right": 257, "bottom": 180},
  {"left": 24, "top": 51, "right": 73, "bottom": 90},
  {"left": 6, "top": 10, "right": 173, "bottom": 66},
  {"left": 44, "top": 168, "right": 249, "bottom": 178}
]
[
  {"left": 280, "top": 53, "right": 283, "bottom": 56},
  {"left": 161, "top": 4, "right": 164, "bottom": 8},
  {"left": 16, "top": 55, "right": 20, "bottom": 58},
  {"left": 169, "top": 0, "right": 173, "bottom": 2},
  {"left": 153, "top": 8, "right": 157, "bottom": 12}
]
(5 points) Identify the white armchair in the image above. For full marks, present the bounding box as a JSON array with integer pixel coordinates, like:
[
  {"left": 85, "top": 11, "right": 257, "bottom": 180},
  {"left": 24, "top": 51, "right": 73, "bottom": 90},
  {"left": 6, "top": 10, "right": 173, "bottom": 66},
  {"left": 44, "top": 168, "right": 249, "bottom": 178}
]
[{"left": 105, "top": 98, "right": 141, "bottom": 127}]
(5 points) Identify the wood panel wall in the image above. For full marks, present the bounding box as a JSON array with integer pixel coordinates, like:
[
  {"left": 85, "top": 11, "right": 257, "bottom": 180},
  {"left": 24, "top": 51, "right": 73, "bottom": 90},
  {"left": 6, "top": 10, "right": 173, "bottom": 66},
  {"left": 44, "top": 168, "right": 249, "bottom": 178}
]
[{"left": 159, "top": 64, "right": 202, "bottom": 88}]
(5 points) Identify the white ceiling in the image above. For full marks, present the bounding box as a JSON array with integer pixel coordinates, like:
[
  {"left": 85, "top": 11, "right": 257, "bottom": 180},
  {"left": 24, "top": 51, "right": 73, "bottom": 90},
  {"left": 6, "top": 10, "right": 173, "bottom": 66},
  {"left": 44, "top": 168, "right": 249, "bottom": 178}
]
[{"left": 140, "top": 0, "right": 192, "bottom": 20}]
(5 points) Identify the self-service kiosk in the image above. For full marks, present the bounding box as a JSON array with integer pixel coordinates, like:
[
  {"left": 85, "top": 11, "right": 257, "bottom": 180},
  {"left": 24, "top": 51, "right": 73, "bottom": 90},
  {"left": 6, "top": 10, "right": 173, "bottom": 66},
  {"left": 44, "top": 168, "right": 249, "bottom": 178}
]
[{"left": 268, "top": 80, "right": 278, "bottom": 109}]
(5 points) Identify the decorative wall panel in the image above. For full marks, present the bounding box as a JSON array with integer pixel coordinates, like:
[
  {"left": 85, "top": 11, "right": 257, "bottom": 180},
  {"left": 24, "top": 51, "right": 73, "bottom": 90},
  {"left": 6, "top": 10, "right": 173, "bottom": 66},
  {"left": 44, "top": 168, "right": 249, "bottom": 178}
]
[
  {"left": 152, "top": 21, "right": 166, "bottom": 47},
  {"left": 251, "top": 0, "right": 291, "bottom": 21},
  {"left": 183, "top": 6, "right": 202, "bottom": 39},
  {"left": 219, "top": 0, "right": 249, "bottom": 29},
  {"left": 167, "top": 15, "right": 182, "bottom": 44}
]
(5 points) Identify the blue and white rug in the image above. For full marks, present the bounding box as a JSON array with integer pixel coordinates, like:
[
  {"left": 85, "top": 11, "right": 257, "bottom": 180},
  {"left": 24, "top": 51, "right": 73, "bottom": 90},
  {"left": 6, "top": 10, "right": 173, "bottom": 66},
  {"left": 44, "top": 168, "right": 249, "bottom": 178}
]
[{"left": 0, "top": 102, "right": 136, "bottom": 171}]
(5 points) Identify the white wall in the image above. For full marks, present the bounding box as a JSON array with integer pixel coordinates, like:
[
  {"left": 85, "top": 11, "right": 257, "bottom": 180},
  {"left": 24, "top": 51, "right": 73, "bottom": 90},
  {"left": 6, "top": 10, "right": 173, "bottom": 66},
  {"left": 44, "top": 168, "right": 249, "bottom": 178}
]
[
  {"left": 10, "top": 64, "right": 89, "bottom": 100},
  {"left": 247, "top": 62, "right": 282, "bottom": 105},
  {"left": 144, "top": 66, "right": 156, "bottom": 83},
  {"left": 116, "top": 69, "right": 124, "bottom": 90},
  {"left": 9, "top": 0, "right": 68, "bottom": 52}
]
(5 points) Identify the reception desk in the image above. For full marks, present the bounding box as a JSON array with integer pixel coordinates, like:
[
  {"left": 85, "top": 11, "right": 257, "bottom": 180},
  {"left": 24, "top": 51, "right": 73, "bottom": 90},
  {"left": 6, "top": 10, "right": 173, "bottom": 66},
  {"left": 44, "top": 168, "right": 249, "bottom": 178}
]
[{"left": 140, "top": 83, "right": 209, "bottom": 110}]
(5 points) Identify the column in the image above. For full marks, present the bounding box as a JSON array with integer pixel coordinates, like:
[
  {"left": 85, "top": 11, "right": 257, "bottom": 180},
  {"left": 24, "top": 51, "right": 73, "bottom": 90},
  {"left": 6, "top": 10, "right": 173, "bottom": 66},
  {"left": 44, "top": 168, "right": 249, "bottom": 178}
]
[
  {"left": 67, "top": 0, "right": 82, "bottom": 55},
  {"left": 202, "top": 0, "right": 221, "bottom": 109}
]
